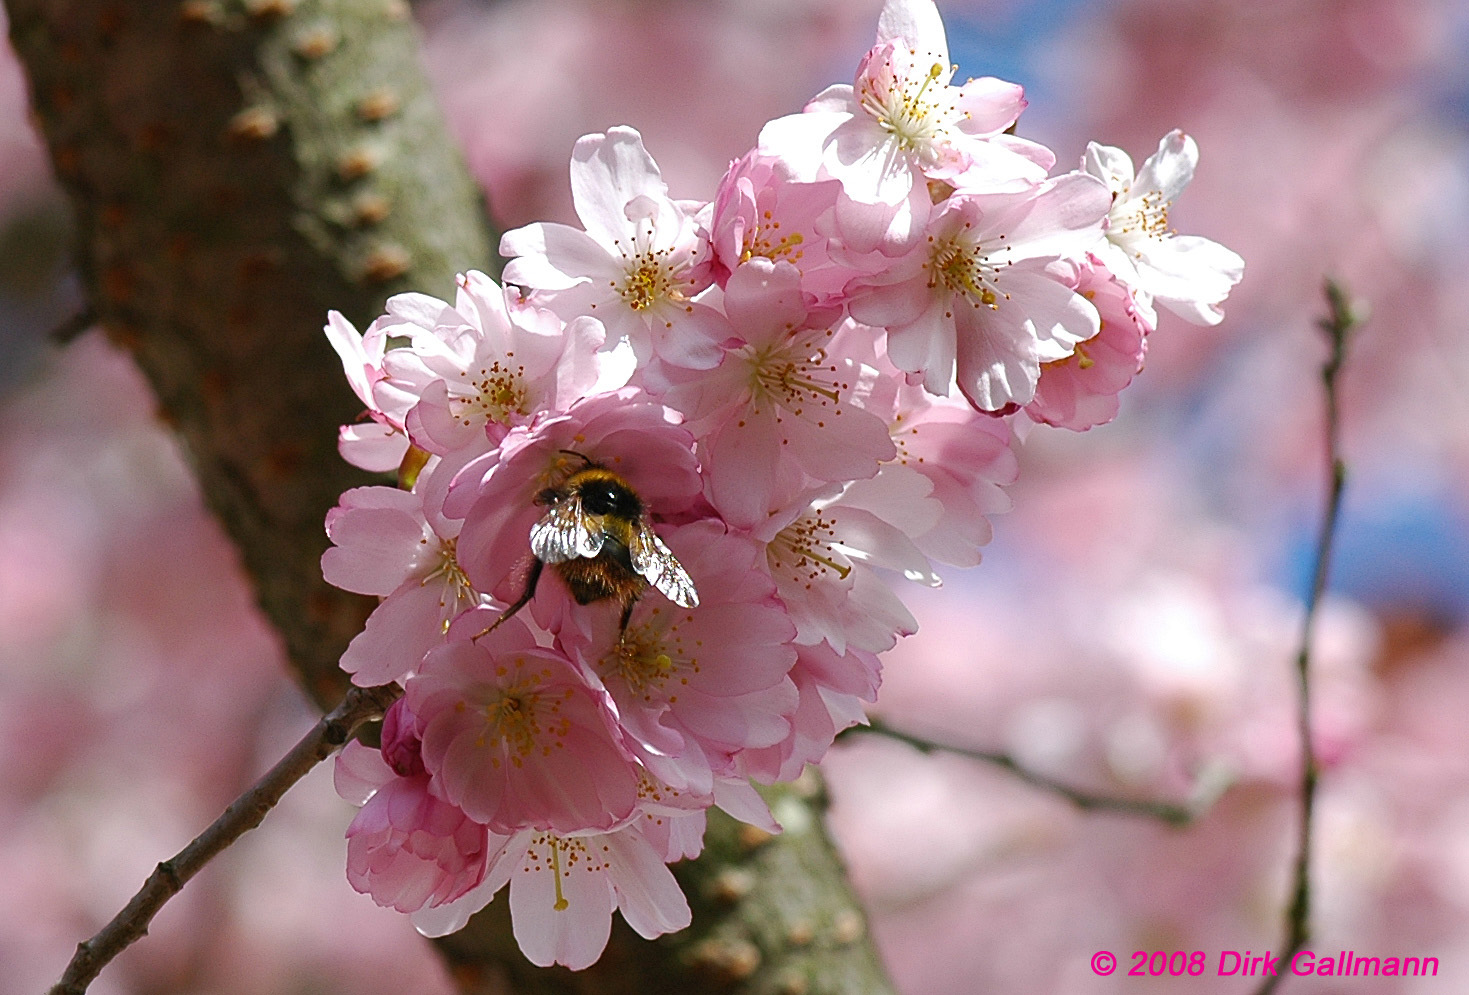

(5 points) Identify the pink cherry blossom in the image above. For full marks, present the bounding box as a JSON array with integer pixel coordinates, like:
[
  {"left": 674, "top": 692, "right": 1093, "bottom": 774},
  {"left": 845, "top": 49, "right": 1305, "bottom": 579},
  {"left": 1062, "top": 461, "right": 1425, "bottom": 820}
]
[
  {"left": 407, "top": 613, "right": 642, "bottom": 835},
  {"left": 500, "top": 126, "right": 730, "bottom": 370},
  {"left": 735, "top": 479, "right": 936, "bottom": 655},
  {"left": 829, "top": 325, "right": 1018, "bottom": 569},
  {"left": 380, "top": 695, "right": 426, "bottom": 777},
  {"left": 334, "top": 740, "right": 499, "bottom": 915},
  {"left": 661, "top": 258, "right": 895, "bottom": 527},
  {"left": 847, "top": 172, "right": 1111, "bottom": 410},
  {"left": 912, "top": 440, "right": 1014, "bottom": 568},
  {"left": 740, "top": 640, "right": 883, "bottom": 784},
  {"left": 1083, "top": 130, "right": 1245, "bottom": 326},
  {"left": 704, "top": 150, "right": 850, "bottom": 303},
  {"left": 323, "top": 311, "right": 411, "bottom": 473},
  {"left": 557, "top": 521, "right": 799, "bottom": 793},
  {"left": 321, "top": 466, "right": 483, "bottom": 686},
  {"left": 1024, "top": 258, "right": 1152, "bottom": 431},
  {"left": 375, "top": 271, "right": 608, "bottom": 456},
  {"left": 860, "top": 402, "right": 1016, "bottom": 573}
]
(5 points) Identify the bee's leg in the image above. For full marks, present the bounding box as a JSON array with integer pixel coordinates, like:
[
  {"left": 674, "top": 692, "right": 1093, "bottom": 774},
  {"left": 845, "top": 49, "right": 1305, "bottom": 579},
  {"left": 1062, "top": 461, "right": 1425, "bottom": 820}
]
[{"left": 472, "top": 558, "right": 543, "bottom": 641}]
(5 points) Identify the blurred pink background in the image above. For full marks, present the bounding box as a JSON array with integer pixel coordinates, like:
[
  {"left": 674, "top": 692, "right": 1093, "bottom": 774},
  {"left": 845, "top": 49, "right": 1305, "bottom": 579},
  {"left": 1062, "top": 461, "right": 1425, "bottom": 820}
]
[{"left": 4, "top": 0, "right": 1468, "bottom": 991}]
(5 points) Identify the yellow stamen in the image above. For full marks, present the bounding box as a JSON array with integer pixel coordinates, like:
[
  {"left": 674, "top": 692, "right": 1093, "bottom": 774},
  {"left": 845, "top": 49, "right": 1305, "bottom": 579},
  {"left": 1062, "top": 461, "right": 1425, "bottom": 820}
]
[
  {"left": 551, "top": 839, "right": 568, "bottom": 911},
  {"left": 805, "top": 549, "right": 852, "bottom": 579}
]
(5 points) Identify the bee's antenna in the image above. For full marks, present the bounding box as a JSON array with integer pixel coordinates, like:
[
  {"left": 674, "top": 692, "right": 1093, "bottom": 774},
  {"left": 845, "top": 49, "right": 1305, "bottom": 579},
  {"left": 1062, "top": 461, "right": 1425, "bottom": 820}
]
[{"left": 557, "top": 449, "right": 595, "bottom": 467}]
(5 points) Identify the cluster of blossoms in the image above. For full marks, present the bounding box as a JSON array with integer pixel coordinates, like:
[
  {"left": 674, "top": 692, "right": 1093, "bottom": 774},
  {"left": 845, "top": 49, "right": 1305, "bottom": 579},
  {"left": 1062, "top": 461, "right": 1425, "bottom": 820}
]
[{"left": 320, "top": 0, "right": 1242, "bottom": 970}]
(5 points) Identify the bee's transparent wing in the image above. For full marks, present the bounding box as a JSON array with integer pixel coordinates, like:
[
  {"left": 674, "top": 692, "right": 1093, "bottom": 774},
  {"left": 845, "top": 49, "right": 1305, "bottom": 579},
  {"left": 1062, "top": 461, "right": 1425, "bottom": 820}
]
[
  {"left": 630, "top": 524, "right": 699, "bottom": 608},
  {"left": 529, "top": 497, "right": 603, "bottom": 562}
]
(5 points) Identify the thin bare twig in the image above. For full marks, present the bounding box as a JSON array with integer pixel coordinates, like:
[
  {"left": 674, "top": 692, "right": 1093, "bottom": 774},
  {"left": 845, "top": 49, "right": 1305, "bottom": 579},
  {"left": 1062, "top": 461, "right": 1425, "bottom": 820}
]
[
  {"left": 1254, "top": 279, "right": 1357, "bottom": 995},
  {"left": 48, "top": 682, "right": 403, "bottom": 995},
  {"left": 841, "top": 718, "right": 1202, "bottom": 826}
]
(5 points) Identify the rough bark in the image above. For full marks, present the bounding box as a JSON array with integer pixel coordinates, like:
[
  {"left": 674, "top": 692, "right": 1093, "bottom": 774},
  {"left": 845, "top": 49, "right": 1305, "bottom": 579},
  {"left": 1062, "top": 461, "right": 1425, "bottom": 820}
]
[
  {"left": 7, "top": 1, "right": 897, "bottom": 992},
  {"left": 7, "top": 0, "right": 497, "bottom": 704}
]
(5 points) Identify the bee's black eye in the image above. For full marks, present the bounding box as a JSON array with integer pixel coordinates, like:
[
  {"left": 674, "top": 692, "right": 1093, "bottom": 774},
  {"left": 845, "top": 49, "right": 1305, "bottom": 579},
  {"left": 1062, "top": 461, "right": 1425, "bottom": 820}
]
[{"left": 579, "top": 480, "right": 640, "bottom": 518}]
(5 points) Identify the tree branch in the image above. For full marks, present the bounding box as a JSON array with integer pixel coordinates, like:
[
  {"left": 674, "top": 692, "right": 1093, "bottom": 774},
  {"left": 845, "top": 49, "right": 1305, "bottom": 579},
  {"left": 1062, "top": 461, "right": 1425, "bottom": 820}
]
[
  {"left": 48, "top": 682, "right": 403, "bottom": 995},
  {"left": 841, "top": 718, "right": 1205, "bottom": 826},
  {"left": 1254, "top": 279, "right": 1357, "bottom": 995}
]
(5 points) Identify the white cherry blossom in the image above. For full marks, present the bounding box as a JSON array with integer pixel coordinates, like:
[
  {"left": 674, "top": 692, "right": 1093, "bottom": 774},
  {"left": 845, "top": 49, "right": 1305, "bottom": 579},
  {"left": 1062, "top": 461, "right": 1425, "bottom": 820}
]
[{"left": 1084, "top": 130, "right": 1245, "bottom": 326}]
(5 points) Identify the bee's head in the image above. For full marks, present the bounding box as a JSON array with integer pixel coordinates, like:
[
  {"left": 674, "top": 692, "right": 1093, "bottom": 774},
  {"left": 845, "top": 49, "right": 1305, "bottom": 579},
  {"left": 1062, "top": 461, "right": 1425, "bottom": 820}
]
[{"left": 571, "top": 469, "right": 643, "bottom": 519}]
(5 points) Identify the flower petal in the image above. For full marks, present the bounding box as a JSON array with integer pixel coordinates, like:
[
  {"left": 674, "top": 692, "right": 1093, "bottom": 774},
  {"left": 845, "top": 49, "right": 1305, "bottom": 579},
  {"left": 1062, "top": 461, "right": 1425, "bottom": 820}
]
[
  {"left": 876, "top": 0, "right": 949, "bottom": 64},
  {"left": 606, "top": 828, "right": 692, "bottom": 939},
  {"left": 1135, "top": 129, "right": 1197, "bottom": 203},
  {"left": 570, "top": 126, "right": 669, "bottom": 246},
  {"left": 501, "top": 223, "right": 615, "bottom": 291}
]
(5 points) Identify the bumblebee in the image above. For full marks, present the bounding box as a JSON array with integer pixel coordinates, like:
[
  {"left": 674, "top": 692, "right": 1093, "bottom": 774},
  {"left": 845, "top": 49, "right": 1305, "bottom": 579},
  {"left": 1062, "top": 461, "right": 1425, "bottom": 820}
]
[{"left": 475, "top": 454, "right": 698, "bottom": 639}]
